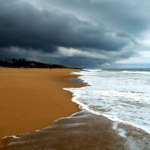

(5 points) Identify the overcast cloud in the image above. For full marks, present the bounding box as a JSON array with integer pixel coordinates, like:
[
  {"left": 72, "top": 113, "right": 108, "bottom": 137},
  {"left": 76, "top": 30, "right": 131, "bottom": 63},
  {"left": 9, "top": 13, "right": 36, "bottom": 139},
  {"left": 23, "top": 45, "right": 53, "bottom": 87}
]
[{"left": 0, "top": 0, "right": 150, "bottom": 68}]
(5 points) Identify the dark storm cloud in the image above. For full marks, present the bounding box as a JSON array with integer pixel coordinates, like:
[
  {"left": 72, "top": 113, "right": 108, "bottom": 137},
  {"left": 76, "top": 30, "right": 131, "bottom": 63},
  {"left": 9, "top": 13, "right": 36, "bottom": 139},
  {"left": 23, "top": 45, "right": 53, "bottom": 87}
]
[
  {"left": 43, "top": 0, "right": 149, "bottom": 34},
  {"left": 0, "top": 0, "right": 149, "bottom": 67},
  {"left": 0, "top": 0, "right": 129, "bottom": 51}
]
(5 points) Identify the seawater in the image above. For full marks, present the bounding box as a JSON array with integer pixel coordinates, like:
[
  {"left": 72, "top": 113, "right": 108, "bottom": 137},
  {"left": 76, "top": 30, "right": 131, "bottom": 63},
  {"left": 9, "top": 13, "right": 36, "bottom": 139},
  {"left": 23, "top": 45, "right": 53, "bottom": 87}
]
[{"left": 65, "top": 69, "right": 150, "bottom": 135}]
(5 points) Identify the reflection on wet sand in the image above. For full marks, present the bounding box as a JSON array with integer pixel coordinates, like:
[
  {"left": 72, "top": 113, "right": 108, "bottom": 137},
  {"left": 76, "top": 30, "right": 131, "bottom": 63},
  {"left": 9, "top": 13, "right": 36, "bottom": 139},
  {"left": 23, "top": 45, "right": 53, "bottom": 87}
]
[{"left": 2, "top": 111, "right": 126, "bottom": 150}]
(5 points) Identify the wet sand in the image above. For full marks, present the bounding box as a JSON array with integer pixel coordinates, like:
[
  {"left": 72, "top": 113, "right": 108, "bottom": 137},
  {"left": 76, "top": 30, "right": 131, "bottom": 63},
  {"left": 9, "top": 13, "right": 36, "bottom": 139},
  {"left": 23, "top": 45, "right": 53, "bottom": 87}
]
[
  {"left": 0, "top": 68, "right": 83, "bottom": 148},
  {"left": 2, "top": 111, "right": 127, "bottom": 150},
  {"left": 3, "top": 111, "right": 150, "bottom": 150}
]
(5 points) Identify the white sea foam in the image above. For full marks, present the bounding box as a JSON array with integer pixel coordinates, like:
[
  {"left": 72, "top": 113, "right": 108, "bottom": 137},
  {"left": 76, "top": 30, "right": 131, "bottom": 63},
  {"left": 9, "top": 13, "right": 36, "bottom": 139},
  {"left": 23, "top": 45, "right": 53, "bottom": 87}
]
[
  {"left": 2, "top": 135, "right": 20, "bottom": 140},
  {"left": 66, "top": 69, "right": 150, "bottom": 135},
  {"left": 121, "top": 70, "right": 150, "bottom": 75}
]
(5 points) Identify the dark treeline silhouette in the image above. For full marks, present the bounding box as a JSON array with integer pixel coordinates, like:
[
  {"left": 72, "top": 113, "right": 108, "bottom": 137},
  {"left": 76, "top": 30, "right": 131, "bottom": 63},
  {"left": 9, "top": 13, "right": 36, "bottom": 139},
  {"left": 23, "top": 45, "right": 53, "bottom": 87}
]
[{"left": 0, "top": 59, "right": 68, "bottom": 69}]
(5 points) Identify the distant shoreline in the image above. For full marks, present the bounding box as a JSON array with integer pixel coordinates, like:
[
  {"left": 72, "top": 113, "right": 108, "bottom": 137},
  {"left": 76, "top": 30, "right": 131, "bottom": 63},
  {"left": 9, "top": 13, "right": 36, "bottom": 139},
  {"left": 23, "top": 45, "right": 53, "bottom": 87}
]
[{"left": 0, "top": 59, "right": 81, "bottom": 69}]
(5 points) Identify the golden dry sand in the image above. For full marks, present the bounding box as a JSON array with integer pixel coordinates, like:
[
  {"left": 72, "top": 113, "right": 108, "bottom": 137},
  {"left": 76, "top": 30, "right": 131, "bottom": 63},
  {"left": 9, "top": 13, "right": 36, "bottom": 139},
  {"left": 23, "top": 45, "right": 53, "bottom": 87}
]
[{"left": 0, "top": 68, "right": 83, "bottom": 142}]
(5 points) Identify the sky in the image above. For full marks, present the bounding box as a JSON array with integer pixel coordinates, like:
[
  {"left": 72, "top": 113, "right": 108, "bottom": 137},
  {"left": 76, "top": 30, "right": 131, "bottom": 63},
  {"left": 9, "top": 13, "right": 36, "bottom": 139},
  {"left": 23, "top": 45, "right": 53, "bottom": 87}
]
[{"left": 0, "top": 0, "right": 150, "bottom": 68}]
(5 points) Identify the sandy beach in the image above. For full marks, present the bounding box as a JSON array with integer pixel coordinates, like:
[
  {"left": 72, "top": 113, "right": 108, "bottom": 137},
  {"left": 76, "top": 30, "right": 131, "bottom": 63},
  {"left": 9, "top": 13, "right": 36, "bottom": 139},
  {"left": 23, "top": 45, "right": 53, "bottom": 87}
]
[
  {"left": 1, "top": 68, "right": 149, "bottom": 150},
  {"left": 0, "top": 67, "right": 125, "bottom": 150},
  {"left": 0, "top": 68, "right": 83, "bottom": 147}
]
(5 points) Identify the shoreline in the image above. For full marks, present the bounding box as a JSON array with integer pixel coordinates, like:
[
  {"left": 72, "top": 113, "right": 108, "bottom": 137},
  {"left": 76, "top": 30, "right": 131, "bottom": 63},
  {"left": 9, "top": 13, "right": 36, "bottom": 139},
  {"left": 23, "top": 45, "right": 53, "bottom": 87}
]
[
  {"left": 1, "top": 68, "right": 150, "bottom": 149},
  {"left": 0, "top": 68, "right": 84, "bottom": 148}
]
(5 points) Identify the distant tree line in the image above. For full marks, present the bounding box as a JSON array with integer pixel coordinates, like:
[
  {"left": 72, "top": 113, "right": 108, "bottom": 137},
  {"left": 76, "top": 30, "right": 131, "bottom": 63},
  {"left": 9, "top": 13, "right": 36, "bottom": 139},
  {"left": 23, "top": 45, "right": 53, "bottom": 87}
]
[{"left": 0, "top": 59, "right": 67, "bottom": 68}]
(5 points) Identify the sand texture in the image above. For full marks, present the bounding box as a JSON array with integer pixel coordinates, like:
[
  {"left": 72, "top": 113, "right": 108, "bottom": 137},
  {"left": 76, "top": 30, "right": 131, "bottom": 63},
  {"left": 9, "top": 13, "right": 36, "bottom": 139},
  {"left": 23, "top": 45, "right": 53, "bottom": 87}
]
[
  {"left": 1, "top": 112, "right": 127, "bottom": 150},
  {"left": 0, "top": 68, "right": 83, "bottom": 143}
]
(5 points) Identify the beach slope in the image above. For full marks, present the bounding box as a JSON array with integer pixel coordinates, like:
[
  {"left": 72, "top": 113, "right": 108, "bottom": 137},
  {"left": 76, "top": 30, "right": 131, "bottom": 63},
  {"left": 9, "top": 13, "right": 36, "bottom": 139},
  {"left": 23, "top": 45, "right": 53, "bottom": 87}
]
[{"left": 0, "top": 68, "right": 82, "bottom": 145}]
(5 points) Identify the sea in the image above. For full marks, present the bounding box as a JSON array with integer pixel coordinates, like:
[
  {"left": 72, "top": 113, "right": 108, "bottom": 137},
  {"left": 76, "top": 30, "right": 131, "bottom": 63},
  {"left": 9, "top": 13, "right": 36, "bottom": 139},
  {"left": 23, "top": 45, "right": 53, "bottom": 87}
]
[
  {"left": 3, "top": 68, "right": 150, "bottom": 150},
  {"left": 65, "top": 68, "right": 150, "bottom": 149}
]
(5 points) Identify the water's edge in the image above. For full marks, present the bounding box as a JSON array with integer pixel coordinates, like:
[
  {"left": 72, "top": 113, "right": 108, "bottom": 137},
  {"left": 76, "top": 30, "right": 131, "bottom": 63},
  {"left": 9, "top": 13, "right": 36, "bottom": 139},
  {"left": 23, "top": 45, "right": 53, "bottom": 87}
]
[{"left": 2, "top": 71, "right": 150, "bottom": 150}]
